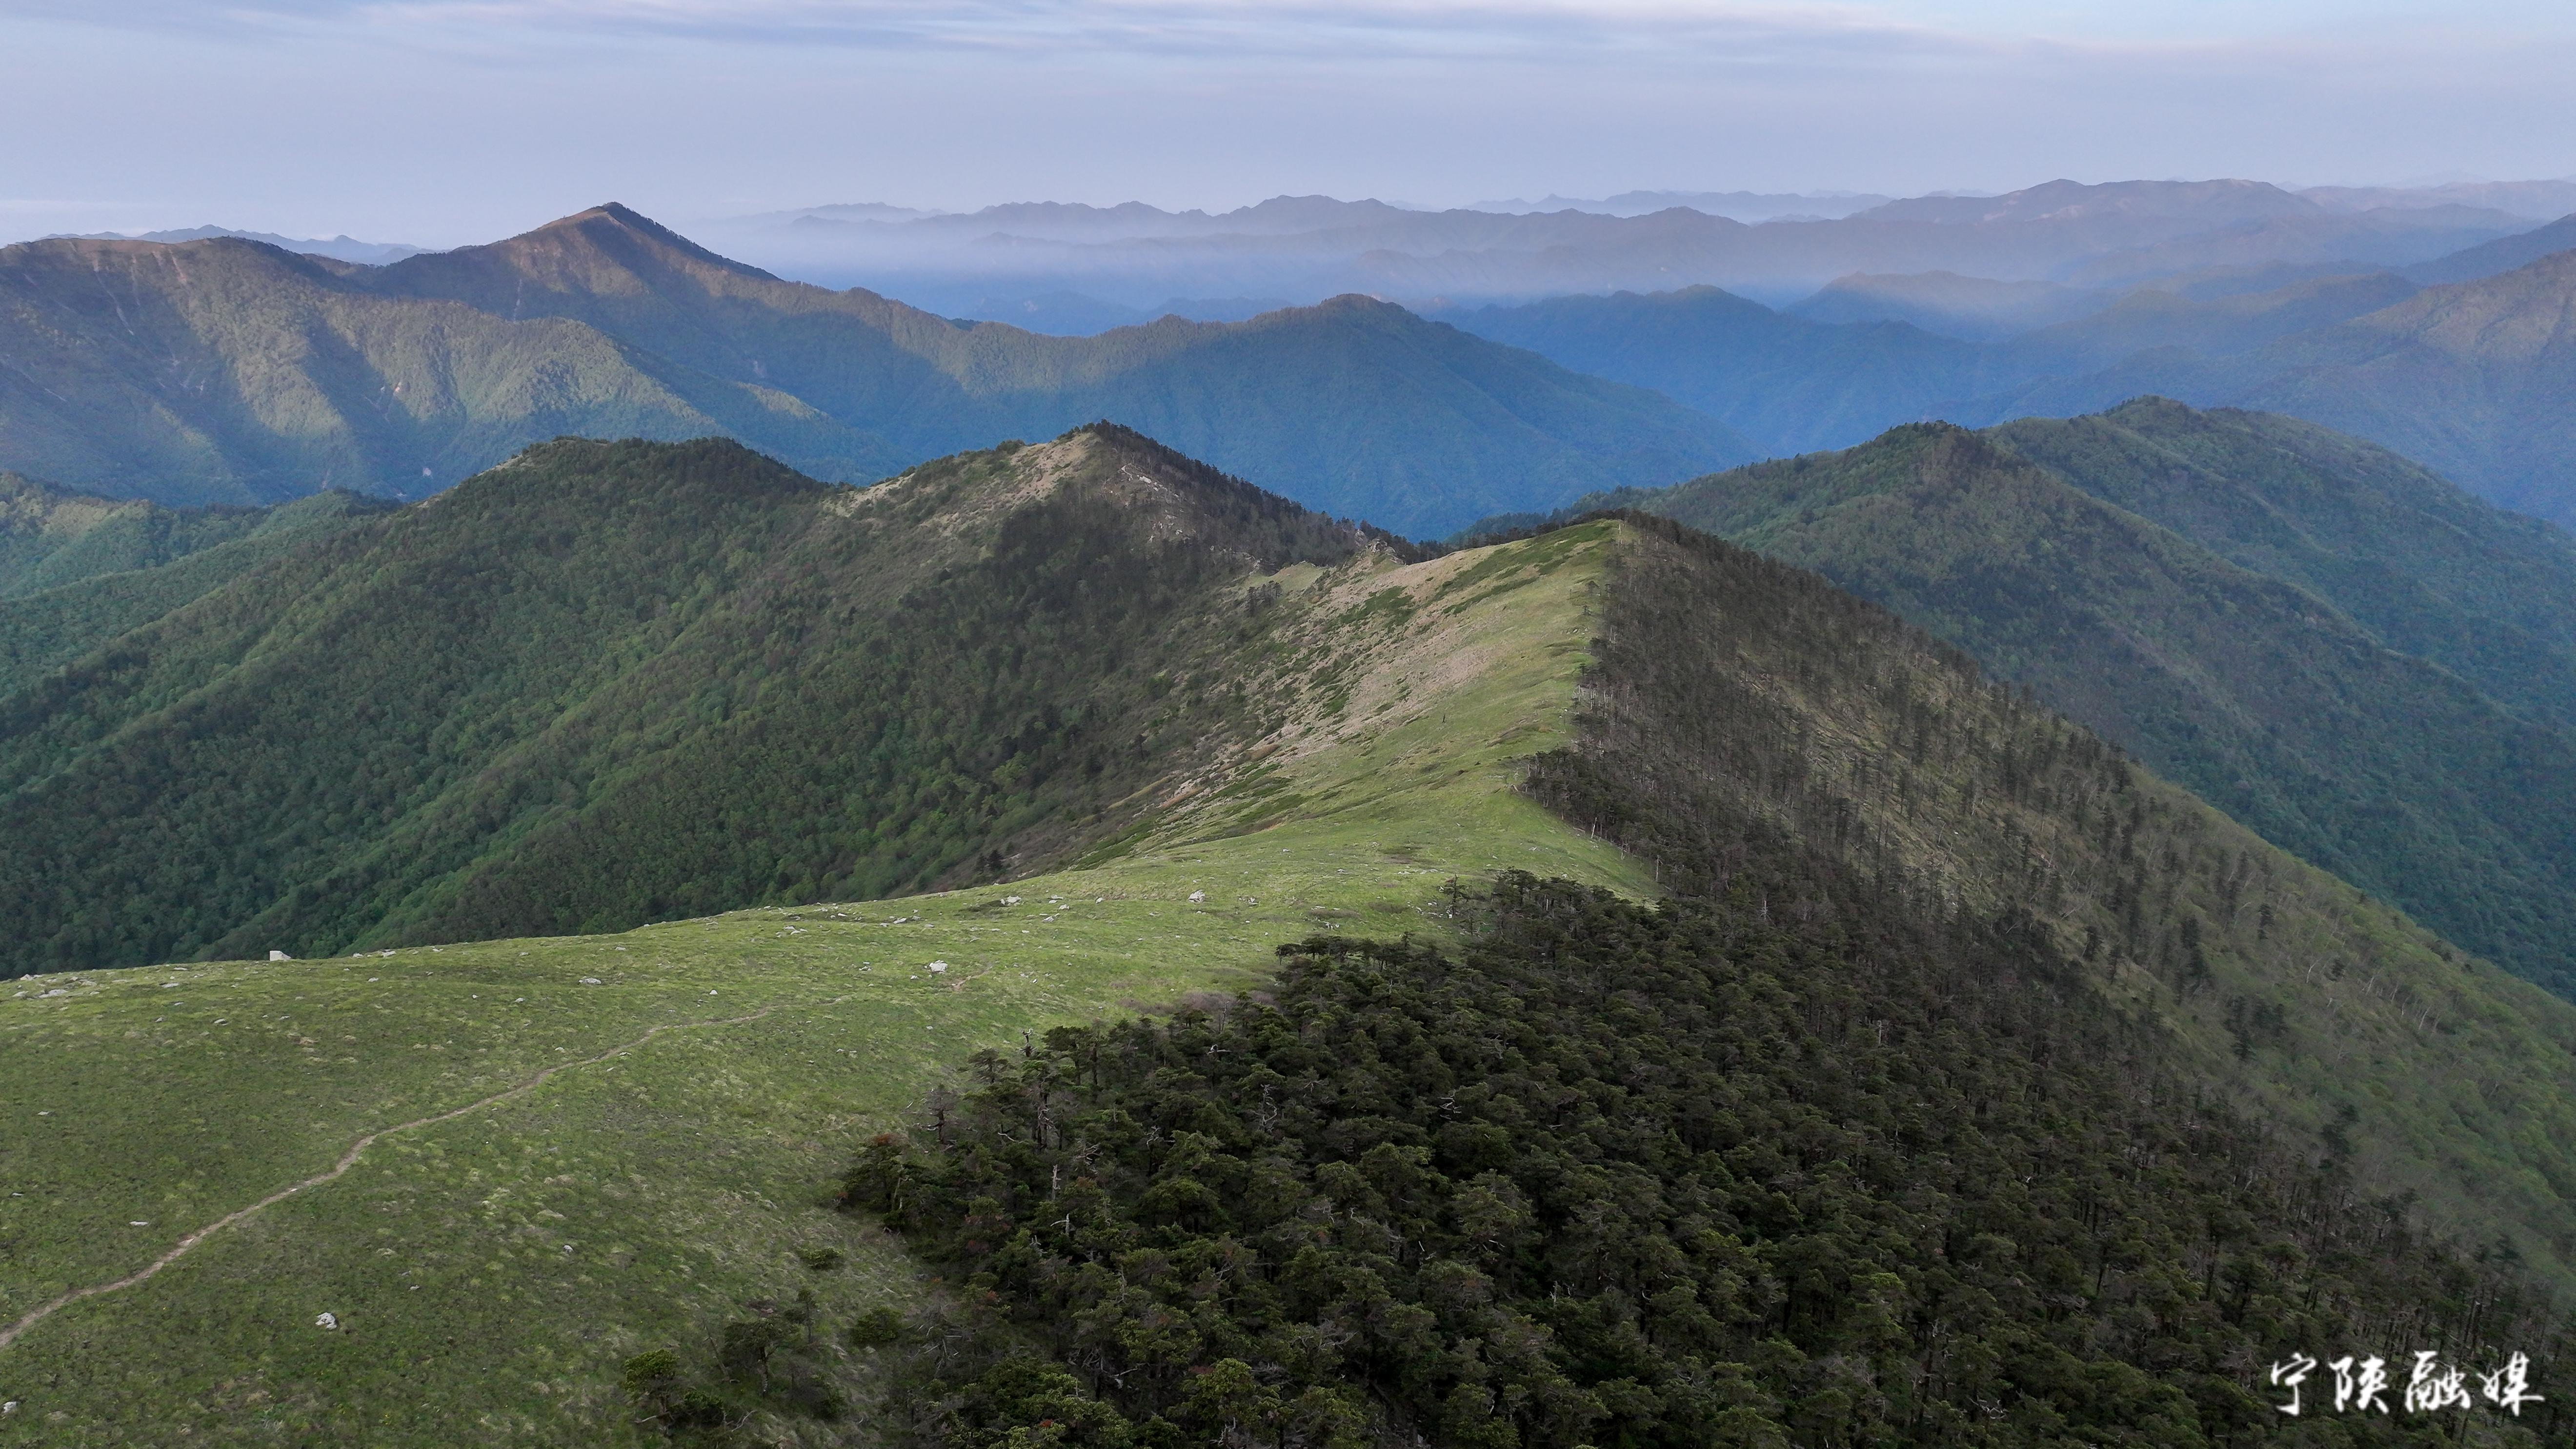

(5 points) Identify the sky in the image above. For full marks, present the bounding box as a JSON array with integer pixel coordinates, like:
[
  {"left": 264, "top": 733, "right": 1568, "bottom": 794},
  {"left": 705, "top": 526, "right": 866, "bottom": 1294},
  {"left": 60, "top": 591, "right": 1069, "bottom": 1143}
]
[{"left": 3, "top": 0, "right": 2573, "bottom": 246}]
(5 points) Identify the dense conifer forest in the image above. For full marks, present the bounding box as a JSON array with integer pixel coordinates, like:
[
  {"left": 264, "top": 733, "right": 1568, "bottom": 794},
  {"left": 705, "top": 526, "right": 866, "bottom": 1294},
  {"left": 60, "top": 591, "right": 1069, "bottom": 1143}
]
[{"left": 804, "top": 872, "right": 2569, "bottom": 1448}]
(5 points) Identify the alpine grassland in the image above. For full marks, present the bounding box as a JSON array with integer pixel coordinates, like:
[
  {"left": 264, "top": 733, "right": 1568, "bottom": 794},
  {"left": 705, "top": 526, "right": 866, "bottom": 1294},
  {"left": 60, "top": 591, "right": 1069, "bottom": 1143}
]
[{"left": 0, "top": 510, "right": 1644, "bottom": 1444}]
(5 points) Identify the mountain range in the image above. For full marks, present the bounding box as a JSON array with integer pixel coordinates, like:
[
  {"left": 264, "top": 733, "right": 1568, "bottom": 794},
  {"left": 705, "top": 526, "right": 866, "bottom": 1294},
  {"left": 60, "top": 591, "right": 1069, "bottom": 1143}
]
[
  {"left": 5, "top": 424, "right": 2576, "bottom": 1439},
  {"left": 0, "top": 205, "right": 1747, "bottom": 534},
  {"left": 1457, "top": 234, "right": 2576, "bottom": 529},
  {"left": 46, "top": 225, "right": 429, "bottom": 266},
  {"left": 701, "top": 177, "right": 2550, "bottom": 318},
  {"left": 18, "top": 193, "right": 2576, "bottom": 533}
]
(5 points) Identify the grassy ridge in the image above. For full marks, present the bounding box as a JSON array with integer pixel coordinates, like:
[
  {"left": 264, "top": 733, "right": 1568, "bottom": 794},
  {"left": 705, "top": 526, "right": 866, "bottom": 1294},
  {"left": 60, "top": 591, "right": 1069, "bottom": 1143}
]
[
  {"left": 0, "top": 526, "right": 1641, "bottom": 1443},
  {"left": 6, "top": 480, "right": 2576, "bottom": 1441}
]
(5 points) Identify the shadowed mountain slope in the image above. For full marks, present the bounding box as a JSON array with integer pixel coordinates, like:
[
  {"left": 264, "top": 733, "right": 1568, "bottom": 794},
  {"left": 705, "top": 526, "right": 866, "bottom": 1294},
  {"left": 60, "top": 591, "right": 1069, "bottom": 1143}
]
[
  {"left": 1448, "top": 285, "right": 2015, "bottom": 455},
  {"left": 2405, "top": 212, "right": 2576, "bottom": 284},
  {"left": 1532, "top": 407, "right": 2576, "bottom": 1001},
  {"left": 1960, "top": 248, "right": 2576, "bottom": 525}
]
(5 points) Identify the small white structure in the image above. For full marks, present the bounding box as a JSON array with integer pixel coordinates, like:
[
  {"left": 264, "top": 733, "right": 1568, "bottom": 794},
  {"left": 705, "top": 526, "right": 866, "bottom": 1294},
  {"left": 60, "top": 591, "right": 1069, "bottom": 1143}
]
[{"left": 269, "top": 950, "right": 291, "bottom": 961}]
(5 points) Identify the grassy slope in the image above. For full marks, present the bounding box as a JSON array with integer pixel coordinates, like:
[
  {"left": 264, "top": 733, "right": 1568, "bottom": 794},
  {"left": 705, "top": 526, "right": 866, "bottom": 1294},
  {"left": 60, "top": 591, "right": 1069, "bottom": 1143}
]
[
  {"left": 9, "top": 519, "right": 2576, "bottom": 1445},
  {"left": 0, "top": 525, "right": 1643, "bottom": 1445}
]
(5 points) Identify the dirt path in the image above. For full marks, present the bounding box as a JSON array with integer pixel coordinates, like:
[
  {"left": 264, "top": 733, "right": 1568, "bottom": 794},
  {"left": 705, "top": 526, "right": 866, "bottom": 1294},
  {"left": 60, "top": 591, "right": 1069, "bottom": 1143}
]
[{"left": 0, "top": 1004, "right": 781, "bottom": 1352}]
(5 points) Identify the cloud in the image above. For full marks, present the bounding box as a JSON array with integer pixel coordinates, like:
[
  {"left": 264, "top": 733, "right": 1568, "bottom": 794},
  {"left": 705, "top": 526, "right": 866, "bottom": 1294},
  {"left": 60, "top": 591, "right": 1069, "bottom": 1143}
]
[{"left": 0, "top": 0, "right": 2024, "bottom": 62}]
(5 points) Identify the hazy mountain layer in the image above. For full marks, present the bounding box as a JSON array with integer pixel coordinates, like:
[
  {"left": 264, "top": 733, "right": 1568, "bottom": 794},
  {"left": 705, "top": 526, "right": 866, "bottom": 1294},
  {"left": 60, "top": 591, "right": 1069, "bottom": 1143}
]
[
  {"left": 0, "top": 207, "right": 1749, "bottom": 534},
  {"left": 50, "top": 225, "right": 429, "bottom": 265},
  {"left": 1460, "top": 230, "right": 2576, "bottom": 526},
  {"left": 1446, "top": 285, "right": 2016, "bottom": 455},
  {"left": 1969, "top": 248, "right": 2576, "bottom": 526},
  {"left": 705, "top": 178, "right": 2527, "bottom": 308}
]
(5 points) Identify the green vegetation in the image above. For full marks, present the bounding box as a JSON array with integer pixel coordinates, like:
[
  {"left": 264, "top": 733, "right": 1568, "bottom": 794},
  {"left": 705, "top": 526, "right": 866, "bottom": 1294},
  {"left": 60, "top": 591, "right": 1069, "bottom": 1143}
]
[
  {"left": 0, "top": 515, "right": 1640, "bottom": 1444},
  {"left": 849, "top": 876, "right": 2569, "bottom": 1448},
  {"left": 1525, "top": 513, "right": 2576, "bottom": 1295},
  {"left": 0, "top": 207, "right": 1749, "bottom": 533},
  {"left": 1992, "top": 400, "right": 2576, "bottom": 734},
  {"left": 0, "top": 472, "right": 380, "bottom": 598},
  {"left": 0, "top": 428, "right": 1417, "bottom": 972},
  {"left": 5, "top": 443, "right": 2576, "bottom": 1443},
  {"left": 0, "top": 486, "right": 393, "bottom": 697},
  {"left": 1535, "top": 403, "right": 2576, "bottom": 1000}
]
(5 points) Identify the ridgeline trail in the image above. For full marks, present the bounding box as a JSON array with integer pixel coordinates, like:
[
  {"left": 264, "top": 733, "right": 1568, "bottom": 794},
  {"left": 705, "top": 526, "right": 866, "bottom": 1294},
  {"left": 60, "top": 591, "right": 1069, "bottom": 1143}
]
[{"left": 0, "top": 1004, "right": 788, "bottom": 1353}]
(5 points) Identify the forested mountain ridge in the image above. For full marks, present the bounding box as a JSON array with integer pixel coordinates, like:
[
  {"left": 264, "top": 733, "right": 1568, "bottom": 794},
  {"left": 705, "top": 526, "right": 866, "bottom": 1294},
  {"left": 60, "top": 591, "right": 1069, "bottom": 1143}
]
[
  {"left": 0, "top": 233, "right": 902, "bottom": 505},
  {"left": 0, "top": 206, "right": 1751, "bottom": 534},
  {"left": 0, "top": 426, "right": 1406, "bottom": 973},
  {"left": 0, "top": 471, "right": 370, "bottom": 597},
  {"left": 0, "top": 483, "right": 392, "bottom": 698},
  {"left": 7, "top": 432, "right": 2576, "bottom": 1438},
  {"left": 1990, "top": 399, "right": 2576, "bottom": 728},
  {"left": 841, "top": 511, "right": 2576, "bottom": 1448},
  {"left": 1508, "top": 402, "right": 2576, "bottom": 1002}
]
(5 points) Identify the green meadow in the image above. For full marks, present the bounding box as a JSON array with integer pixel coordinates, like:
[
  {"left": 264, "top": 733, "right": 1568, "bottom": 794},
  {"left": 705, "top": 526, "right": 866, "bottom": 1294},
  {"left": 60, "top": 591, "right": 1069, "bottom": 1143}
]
[{"left": 0, "top": 529, "right": 1642, "bottom": 1444}]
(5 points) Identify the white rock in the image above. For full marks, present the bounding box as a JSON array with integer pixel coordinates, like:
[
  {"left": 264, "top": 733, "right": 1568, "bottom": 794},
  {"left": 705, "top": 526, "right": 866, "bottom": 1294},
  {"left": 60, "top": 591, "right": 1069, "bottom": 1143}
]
[
  {"left": 1188, "top": 891, "right": 1206, "bottom": 903},
  {"left": 315, "top": 1312, "right": 338, "bottom": 1330},
  {"left": 927, "top": 961, "right": 949, "bottom": 973},
  {"left": 1003, "top": 896, "right": 1022, "bottom": 906},
  {"left": 580, "top": 977, "right": 603, "bottom": 986}
]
